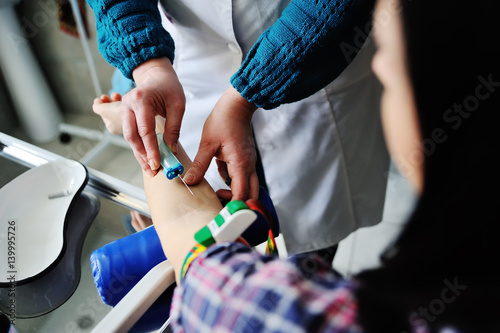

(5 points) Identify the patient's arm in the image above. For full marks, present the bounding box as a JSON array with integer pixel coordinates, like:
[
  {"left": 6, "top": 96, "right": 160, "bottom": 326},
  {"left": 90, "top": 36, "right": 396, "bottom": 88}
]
[{"left": 142, "top": 142, "right": 223, "bottom": 283}]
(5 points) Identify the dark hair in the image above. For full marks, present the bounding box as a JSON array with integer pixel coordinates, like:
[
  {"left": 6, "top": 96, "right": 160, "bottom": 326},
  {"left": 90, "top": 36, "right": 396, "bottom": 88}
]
[{"left": 356, "top": 0, "right": 500, "bottom": 332}]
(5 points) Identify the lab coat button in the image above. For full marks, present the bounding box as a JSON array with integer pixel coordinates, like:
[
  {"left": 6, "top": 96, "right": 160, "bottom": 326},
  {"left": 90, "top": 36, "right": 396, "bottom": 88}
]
[{"left": 227, "top": 43, "right": 241, "bottom": 54}]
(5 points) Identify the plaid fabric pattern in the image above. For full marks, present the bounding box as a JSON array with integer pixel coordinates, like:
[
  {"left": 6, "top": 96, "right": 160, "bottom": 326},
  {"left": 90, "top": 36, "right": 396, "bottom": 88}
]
[{"left": 170, "top": 243, "right": 363, "bottom": 333}]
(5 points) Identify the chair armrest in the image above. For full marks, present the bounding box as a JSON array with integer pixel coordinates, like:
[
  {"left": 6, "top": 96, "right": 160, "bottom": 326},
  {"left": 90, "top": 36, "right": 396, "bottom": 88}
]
[{"left": 91, "top": 260, "right": 175, "bottom": 333}]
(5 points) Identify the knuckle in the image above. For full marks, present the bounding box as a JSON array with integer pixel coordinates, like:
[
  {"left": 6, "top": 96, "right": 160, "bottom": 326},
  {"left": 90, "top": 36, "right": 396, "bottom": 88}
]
[
  {"left": 173, "top": 98, "right": 186, "bottom": 113},
  {"left": 122, "top": 89, "right": 150, "bottom": 111},
  {"left": 122, "top": 129, "right": 135, "bottom": 143},
  {"left": 166, "top": 125, "right": 181, "bottom": 138},
  {"left": 127, "top": 88, "right": 144, "bottom": 101},
  {"left": 144, "top": 142, "right": 158, "bottom": 155},
  {"left": 137, "top": 125, "right": 153, "bottom": 138}
]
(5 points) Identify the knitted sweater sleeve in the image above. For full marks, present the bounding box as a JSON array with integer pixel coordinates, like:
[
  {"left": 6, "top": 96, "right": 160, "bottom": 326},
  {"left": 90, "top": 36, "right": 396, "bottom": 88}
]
[
  {"left": 231, "top": 0, "right": 375, "bottom": 109},
  {"left": 86, "top": 0, "right": 174, "bottom": 80}
]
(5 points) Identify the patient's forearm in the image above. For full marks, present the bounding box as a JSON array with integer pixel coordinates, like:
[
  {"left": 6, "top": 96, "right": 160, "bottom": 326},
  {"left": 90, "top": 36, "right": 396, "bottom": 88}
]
[{"left": 143, "top": 143, "right": 222, "bottom": 283}]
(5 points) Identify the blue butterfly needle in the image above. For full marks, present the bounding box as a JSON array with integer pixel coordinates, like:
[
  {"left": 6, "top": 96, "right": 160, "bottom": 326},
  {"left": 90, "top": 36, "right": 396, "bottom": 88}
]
[{"left": 157, "top": 134, "right": 194, "bottom": 196}]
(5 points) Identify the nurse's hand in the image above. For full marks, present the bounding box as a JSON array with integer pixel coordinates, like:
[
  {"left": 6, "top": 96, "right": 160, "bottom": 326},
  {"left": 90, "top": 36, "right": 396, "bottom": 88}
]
[
  {"left": 121, "top": 58, "right": 186, "bottom": 177},
  {"left": 184, "top": 86, "right": 259, "bottom": 201}
]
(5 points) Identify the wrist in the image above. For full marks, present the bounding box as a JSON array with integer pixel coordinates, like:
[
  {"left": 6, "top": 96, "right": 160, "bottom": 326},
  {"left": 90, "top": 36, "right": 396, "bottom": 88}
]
[
  {"left": 227, "top": 86, "right": 258, "bottom": 123},
  {"left": 181, "top": 201, "right": 257, "bottom": 282},
  {"left": 132, "top": 57, "right": 173, "bottom": 85}
]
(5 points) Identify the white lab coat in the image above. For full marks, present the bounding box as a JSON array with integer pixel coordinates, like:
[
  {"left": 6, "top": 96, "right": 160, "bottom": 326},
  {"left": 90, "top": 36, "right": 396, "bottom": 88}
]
[{"left": 159, "top": 0, "right": 390, "bottom": 254}]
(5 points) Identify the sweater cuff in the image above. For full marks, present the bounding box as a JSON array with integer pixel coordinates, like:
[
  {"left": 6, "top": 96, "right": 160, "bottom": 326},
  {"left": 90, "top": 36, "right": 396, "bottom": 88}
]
[
  {"left": 87, "top": 0, "right": 175, "bottom": 80},
  {"left": 231, "top": 29, "right": 296, "bottom": 110},
  {"left": 231, "top": 0, "right": 373, "bottom": 110}
]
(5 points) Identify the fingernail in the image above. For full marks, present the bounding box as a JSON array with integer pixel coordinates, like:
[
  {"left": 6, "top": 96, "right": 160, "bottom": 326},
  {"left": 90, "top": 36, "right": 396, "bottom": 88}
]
[
  {"left": 149, "top": 158, "right": 159, "bottom": 170},
  {"left": 171, "top": 142, "right": 178, "bottom": 155},
  {"left": 183, "top": 172, "right": 193, "bottom": 184}
]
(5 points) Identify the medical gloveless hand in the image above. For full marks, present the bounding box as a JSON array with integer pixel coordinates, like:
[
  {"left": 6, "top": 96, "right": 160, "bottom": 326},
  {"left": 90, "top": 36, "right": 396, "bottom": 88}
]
[
  {"left": 184, "top": 86, "right": 259, "bottom": 201},
  {"left": 121, "top": 58, "right": 186, "bottom": 177}
]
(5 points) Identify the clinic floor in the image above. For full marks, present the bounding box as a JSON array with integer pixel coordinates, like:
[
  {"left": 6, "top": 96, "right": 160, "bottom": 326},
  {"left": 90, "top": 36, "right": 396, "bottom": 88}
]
[{"left": 6, "top": 113, "right": 417, "bottom": 332}]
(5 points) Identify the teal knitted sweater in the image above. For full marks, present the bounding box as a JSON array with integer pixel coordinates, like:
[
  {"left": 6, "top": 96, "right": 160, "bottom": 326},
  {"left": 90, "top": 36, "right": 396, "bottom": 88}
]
[{"left": 87, "top": 0, "right": 374, "bottom": 109}]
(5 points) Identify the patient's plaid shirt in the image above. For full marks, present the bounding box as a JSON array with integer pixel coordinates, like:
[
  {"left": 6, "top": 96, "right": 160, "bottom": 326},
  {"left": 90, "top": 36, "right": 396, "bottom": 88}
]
[{"left": 169, "top": 242, "right": 362, "bottom": 333}]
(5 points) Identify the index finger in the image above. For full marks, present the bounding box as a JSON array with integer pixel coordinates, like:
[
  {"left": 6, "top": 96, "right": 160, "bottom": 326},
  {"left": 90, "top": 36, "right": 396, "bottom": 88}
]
[
  {"left": 121, "top": 105, "right": 157, "bottom": 175},
  {"left": 134, "top": 106, "right": 161, "bottom": 171}
]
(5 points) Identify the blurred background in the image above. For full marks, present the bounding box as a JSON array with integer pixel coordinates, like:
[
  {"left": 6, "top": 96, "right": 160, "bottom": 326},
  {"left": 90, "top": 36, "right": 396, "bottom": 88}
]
[
  {"left": 0, "top": 0, "right": 144, "bottom": 193},
  {"left": 0, "top": 0, "right": 113, "bottom": 130}
]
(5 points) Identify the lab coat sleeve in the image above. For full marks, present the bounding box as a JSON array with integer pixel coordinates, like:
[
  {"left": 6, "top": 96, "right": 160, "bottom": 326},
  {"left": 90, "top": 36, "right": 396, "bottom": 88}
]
[
  {"left": 86, "top": 0, "right": 175, "bottom": 80},
  {"left": 231, "top": 0, "right": 375, "bottom": 109}
]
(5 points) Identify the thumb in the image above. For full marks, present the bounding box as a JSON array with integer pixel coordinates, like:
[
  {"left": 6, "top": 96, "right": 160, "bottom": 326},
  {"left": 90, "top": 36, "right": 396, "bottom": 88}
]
[{"left": 183, "top": 145, "right": 216, "bottom": 185}]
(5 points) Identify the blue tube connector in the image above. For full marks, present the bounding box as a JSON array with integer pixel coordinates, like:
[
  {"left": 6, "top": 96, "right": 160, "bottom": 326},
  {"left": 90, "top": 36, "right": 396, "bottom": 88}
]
[{"left": 157, "top": 133, "right": 184, "bottom": 179}]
